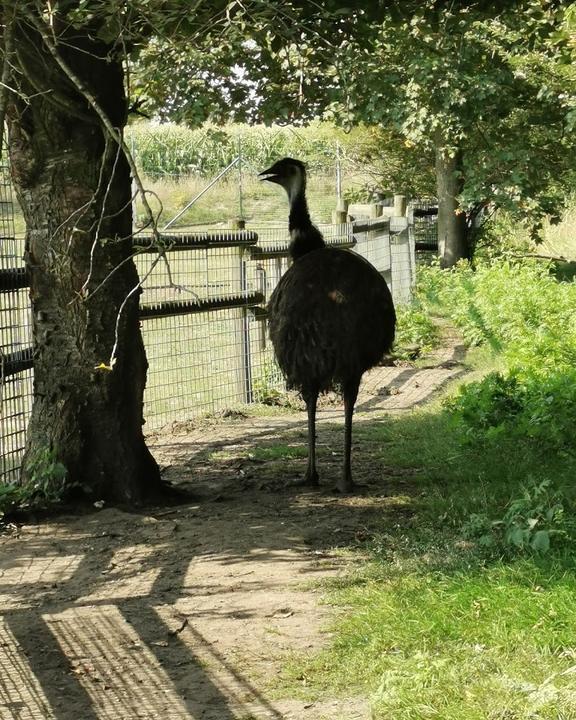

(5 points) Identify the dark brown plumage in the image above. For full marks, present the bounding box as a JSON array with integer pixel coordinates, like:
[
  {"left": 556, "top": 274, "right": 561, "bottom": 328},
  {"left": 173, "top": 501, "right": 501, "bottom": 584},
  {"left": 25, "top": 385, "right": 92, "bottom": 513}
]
[{"left": 260, "top": 158, "right": 396, "bottom": 492}]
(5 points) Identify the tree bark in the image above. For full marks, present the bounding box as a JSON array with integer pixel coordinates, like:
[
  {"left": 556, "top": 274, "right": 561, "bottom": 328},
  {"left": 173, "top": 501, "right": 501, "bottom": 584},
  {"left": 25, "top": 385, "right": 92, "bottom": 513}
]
[
  {"left": 6, "top": 10, "right": 162, "bottom": 504},
  {"left": 435, "top": 142, "right": 469, "bottom": 268}
]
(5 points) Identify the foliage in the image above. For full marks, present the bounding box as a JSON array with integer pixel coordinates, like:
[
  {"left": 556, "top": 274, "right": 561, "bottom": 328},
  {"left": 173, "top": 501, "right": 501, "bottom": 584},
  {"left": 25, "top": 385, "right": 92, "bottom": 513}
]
[
  {"left": 417, "top": 258, "right": 576, "bottom": 364},
  {"left": 24, "top": 447, "right": 69, "bottom": 505},
  {"left": 416, "top": 255, "right": 576, "bottom": 554},
  {"left": 500, "top": 479, "right": 573, "bottom": 553},
  {"left": 272, "top": 212, "right": 576, "bottom": 715},
  {"left": 252, "top": 356, "right": 287, "bottom": 406},
  {"left": 0, "top": 484, "right": 24, "bottom": 520},
  {"left": 327, "top": 1, "right": 576, "bottom": 234},
  {"left": 133, "top": 1, "right": 576, "bottom": 245},
  {"left": 0, "top": 448, "right": 69, "bottom": 520},
  {"left": 447, "top": 367, "right": 576, "bottom": 452},
  {"left": 356, "top": 399, "right": 576, "bottom": 558},
  {"left": 334, "top": 125, "right": 436, "bottom": 199},
  {"left": 393, "top": 302, "right": 439, "bottom": 360},
  {"left": 25, "top": 1, "right": 575, "bottom": 259},
  {"left": 463, "top": 478, "right": 575, "bottom": 554}
]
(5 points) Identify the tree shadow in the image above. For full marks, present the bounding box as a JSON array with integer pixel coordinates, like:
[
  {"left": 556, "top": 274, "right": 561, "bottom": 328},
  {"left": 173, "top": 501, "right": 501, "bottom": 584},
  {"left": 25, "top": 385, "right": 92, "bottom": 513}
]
[
  {"left": 0, "top": 341, "right": 512, "bottom": 720},
  {"left": 551, "top": 260, "right": 576, "bottom": 283},
  {"left": 0, "top": 446, "right": 416, "bottom": 720}
]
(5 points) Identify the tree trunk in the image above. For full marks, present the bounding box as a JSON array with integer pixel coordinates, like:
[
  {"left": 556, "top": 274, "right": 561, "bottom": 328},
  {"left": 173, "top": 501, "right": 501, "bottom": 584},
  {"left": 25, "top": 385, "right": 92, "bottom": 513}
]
[
  {"left": 435, "top": 142, "right": 469, "bottom": 268},
  {"left": 6, "top": 10, "right": 162, "bottom": 504}
]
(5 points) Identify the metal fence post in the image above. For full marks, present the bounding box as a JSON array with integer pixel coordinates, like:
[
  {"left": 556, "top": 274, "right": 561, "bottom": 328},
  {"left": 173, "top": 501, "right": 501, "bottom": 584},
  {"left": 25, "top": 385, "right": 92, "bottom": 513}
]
[{"left": 240, "top": 249, "right": 253, "bottom": 404}]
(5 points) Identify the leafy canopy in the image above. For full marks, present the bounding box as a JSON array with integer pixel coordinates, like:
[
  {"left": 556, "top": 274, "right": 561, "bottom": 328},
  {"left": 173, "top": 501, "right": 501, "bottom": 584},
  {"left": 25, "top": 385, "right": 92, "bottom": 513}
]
[
  {"left": 132, "top": 1, "right": 576, "bottom": 231},
  {"left": 10, "top": 1, "right": 575, "bottom": 229}
]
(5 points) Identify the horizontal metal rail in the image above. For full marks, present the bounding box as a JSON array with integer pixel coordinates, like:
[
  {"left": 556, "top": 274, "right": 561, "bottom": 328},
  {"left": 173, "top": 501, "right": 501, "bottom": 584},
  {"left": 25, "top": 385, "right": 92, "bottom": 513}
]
[
  {"left": 134, "top": 230, "right": 259, "bottom": 252},
  {"left": 251, "top": 306, "right": 269, "bottom": 320},
  {"left": 415, "top": 241, "right": 439, "bottom": 251},
  {"left": 413, "top": 207, "right": 438, "bottom": 217},
  {"left": 0, "top": 267, "right": 29, "bottom": 293},
  {"left": 1, "top": 347, "right": 34, "bottom": 378},
  {"left": 139, "top": 291, "right": 265, "bottom": 320},
  {"left": 249, "top": 237, "right": 356, "bottom": 260},
  {"left": 0, "top": 232, "right": 261, "bottom": 293},
  {"left": 351, "top": 217, "right": 392, "bottom": 234},
  {"left": 2, "top": 292, "right": 267, "bottom": 376}
]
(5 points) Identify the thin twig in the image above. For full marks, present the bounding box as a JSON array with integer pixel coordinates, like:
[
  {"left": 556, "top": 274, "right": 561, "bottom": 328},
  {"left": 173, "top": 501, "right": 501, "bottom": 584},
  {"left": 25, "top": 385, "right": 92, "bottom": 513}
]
[
  {"left": 64, "top": 133, "right": 114, "bottom": 253},
  {"left": 85, "top": 249, "right": 147, "bottom": 302},
  {"left": 81, "top": 136, "right": 124, "bottom": 295},
  {"left": 23, "top": 7, "right": 162, "bottom": 245},
  {"left": 508, "top": 253, "right": 568, "bottom": 262},
  {"left": 106, "top": 252, "right": 164, "bottom": 369}
]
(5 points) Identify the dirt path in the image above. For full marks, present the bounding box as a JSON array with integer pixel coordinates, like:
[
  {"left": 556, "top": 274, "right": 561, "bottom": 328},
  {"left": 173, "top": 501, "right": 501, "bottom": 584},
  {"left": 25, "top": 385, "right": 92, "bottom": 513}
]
[{"left": 0, "top": 331, "right": 466, "bottom": 720}]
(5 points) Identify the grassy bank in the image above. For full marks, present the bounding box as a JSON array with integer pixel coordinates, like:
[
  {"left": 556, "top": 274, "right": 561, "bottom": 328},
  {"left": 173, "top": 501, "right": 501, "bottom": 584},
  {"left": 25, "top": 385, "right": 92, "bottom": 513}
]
[{"left": 278, "top": 257, "right": 576, "bottom": 718}]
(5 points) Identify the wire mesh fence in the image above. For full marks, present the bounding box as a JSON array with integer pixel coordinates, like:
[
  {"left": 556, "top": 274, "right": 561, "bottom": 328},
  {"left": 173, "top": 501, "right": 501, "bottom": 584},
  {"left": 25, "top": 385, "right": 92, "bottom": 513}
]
[
  {"left": 135, "top": 234, "right": 285, "bottom": 428},
  {"left": 0, "top": 166, "right": 33, "bottom": 484},
  {"left": 0, "top": 125, "right": 427, "bottom": 481},
  {"left": 410, "top": 197, "right": 439, "bottom": 267}
]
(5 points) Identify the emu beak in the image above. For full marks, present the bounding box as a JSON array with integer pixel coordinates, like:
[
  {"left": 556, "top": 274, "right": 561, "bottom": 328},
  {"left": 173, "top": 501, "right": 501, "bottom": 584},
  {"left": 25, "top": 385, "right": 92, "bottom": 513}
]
[{"left": 259, "top": 167, "right": 279, "bottom": 183}]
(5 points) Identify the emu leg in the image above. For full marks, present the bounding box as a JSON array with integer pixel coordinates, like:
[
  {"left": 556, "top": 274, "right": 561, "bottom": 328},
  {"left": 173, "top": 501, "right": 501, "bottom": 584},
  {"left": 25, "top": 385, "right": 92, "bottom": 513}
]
[
  {"left": 339, "top": 379, "right": 360, "bottom": 493},
  {"left": 301, "top": 389, "right": 319, "bottom": 486}
]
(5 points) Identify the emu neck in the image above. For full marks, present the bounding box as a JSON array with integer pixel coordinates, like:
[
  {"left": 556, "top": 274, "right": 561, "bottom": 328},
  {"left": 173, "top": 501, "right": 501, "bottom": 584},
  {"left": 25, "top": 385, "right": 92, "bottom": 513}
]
[
  {"left": 287, "top": 186, "right": 326, "bottom": 261},
  {"left": 288, "top": 189, "right": 313, "bottom": 233}
]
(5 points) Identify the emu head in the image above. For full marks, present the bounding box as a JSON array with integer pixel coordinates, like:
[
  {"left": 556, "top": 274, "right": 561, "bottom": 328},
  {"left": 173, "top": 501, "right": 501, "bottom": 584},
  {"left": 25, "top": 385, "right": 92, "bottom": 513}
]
[{"left": 259, "top": 157, "right": 306, "bottom": 201}]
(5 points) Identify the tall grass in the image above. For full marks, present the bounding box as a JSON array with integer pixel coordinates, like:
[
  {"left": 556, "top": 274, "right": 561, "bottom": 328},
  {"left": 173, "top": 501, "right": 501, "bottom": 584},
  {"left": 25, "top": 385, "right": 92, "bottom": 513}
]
[{"left": 135, "top": 171, "right": 339, "bottom": 228}]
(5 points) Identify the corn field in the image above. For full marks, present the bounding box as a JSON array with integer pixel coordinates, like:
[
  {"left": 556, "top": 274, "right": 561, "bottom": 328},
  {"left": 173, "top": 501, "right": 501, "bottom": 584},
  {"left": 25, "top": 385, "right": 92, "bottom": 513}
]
[
  {"left": 127, "top": 121, "right": 370, "bottom": 178},
  {"left": 128, "top": 122, "right": 381, "bottom": 230}
]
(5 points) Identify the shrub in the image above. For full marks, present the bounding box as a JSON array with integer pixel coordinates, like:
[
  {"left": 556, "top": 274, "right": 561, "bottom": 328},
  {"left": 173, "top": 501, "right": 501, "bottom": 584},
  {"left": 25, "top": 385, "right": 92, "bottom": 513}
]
[
  {"left": 463, "top": 478, "right": 576, "bottom": 555},
  {"left": 447, "top": 367, "right": 576, "bottom": 452},
  {"left": 418, "top": 257, "right": 576, "bottom": 556},
  {"left": 419, "top": 259, "right": 576, "bottom": 364},
  {"left": 0, "top": 447, "right": 69, "bottom": 521},
  {"left": 419, "top": 257, "right": 576, "bottom": 451}
]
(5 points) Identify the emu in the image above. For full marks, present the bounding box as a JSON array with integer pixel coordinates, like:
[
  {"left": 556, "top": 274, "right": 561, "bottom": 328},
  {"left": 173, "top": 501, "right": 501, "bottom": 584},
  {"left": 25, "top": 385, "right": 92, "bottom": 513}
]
[{"left": 260, "top": 158, "right": 396, "bottom": 493}]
